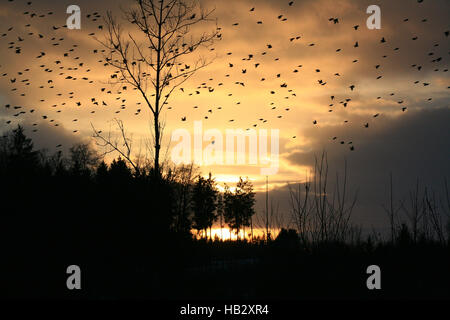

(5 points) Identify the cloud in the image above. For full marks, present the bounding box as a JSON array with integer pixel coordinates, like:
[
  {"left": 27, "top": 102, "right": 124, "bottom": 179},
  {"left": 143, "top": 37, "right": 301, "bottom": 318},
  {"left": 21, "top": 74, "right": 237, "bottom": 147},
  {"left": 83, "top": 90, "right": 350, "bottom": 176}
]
[
  {"left": 1, "top": 119, "right": 89, "bottom": 157},
  {"left": 267, "top": 106, "right": 450, "bottom": 232}
]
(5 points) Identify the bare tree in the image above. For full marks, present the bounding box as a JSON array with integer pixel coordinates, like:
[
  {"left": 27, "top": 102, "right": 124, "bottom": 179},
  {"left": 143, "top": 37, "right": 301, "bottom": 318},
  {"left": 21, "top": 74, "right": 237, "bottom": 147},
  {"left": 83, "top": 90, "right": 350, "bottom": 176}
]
[
  {"left": 92, "top": 119, "right": 139, "bottom": 173},
  {"left": 328, "top": 160, "right": 358, "bottom": 243},
  {"left": 69, "top": 143, "right": 100, "bottom": 174},
  {"left": 313, "top": 152, "right": 329, "bottom": 242},
  {"left": 270, "top": 200, "right": 289, "bottom": 239},
  {"left": 288, "top": 152, "right": 358, "bottom": 245},
  {"left": 252, "top": 209, "right": 270, "bottom": 242},
  {"left": 400, "top": 179, "right": 424, "bottom": 243},
  {"left": 288, "top": 179, "right": 312, "bottom": 246},
  {"left": 444, "top": 178, "right": 450, "bottom": 241},
  {"left": 387, "top": 176, "right": 449, "bottom": 244},
  {"left": 424, "top": 187, "right": 446, "bottom": 244},
  {"left": 383, "top": 173, "right": 402, "bottom": 244},
  {"left": 95, "top": 0, "right": 219, "bottom": 175}
]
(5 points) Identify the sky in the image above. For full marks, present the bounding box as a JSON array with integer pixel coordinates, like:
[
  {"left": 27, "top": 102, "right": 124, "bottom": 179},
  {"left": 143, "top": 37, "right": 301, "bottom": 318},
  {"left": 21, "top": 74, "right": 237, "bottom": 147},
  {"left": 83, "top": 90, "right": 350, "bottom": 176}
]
[{"left": 0, "top": 0, "right": 449, "bottom": 235}]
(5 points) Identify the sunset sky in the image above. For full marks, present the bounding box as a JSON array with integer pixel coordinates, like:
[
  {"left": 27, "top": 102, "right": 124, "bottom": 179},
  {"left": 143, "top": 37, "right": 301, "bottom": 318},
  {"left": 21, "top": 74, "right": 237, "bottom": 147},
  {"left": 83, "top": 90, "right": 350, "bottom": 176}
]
[{"left": 1, "top": 0, "right": 449, "bottom": 235}]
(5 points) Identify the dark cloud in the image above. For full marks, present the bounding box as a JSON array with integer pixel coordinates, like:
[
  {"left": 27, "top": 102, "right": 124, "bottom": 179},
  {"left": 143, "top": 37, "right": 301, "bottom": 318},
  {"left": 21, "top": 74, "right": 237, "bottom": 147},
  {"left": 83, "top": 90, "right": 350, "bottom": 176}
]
[
  {"left": 277, "top": 107, "right": 450, "bottom": 233},
  {"left": 0, "top": 119, "right": 88, "bottom": 157}
]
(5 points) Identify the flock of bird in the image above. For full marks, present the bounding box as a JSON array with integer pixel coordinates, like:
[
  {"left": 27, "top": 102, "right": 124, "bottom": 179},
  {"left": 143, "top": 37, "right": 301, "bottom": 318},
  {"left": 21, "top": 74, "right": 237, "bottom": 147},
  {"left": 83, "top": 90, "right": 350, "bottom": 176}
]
[{"left": 0, "top": 0, "right": 449, "bottom": 153}]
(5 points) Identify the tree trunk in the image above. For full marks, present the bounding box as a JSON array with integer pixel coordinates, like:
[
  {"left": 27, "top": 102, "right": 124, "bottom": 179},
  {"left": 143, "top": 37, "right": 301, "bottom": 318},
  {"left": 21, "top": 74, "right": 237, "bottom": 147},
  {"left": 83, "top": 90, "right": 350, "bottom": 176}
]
[
  {"left": 154, "top": 111, "right": 160, "bottom": 176},
  {"left": 154, "top": 3, "right": 163, "bottom": 177}
]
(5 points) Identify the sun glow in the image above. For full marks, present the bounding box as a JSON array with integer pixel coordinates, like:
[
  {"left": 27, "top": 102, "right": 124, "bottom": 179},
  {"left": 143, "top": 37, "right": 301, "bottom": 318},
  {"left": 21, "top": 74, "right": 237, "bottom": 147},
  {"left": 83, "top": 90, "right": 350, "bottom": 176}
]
[{"left": 193, "top": 227, "right": 281, "bottom": 241}]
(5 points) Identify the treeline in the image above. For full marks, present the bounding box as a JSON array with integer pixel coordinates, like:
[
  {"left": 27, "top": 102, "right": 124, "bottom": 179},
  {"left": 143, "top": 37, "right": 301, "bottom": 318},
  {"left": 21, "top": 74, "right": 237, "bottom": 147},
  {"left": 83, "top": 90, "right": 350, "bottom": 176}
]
[
  {"left": 0, "top": 125, "right": 259, "bottom": 297},
  {"left": 0, "top": 125, "right": 256, "bottom": 241}
]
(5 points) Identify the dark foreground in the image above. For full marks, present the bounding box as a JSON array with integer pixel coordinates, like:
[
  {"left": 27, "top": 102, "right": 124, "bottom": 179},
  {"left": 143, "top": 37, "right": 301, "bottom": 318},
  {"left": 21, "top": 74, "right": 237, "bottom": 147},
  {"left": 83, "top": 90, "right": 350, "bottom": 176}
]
[{"left": 2, "top": 233, "right": 449, "bottom": 300}]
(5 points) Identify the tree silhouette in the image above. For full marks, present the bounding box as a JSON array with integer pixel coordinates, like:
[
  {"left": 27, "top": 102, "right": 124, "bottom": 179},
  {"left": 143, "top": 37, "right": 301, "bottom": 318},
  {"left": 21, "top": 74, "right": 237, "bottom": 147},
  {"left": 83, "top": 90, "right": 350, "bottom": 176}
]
[
  {"left": 168, "top": 163, "right": 197, "bottom": 235},
  {"left": 191, "top": 173, "right": 218, "bottom": 239},
  {"left": 216, "top": 193, "right": 225, "bottom": 240},
  {"left": 109, "top": 157, "right": 133, "bottom": 182},
  {"left": 1, "top": 125, "right": 40, "bottom": 175},
  {"left": 69, "top": 143, "right": 100, "bottom": 175},
  {"left": 223, "top": 177, "right": 256, "bottom": 240},
  {"left": 95, "top": 0, "right": 219, "bottom": 175},
  {"left": 96, "top": 160, "right": 110, "bottom": 184}
]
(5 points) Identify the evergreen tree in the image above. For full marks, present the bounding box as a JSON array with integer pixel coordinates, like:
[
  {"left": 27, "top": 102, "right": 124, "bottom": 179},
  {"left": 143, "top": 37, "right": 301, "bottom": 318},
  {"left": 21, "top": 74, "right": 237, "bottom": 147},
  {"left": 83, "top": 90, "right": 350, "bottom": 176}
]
[
  {"left": 191, "top": 173, "right": 218, "bottom": 239},
  {"left": 7, "top": 125, "right": 40, "bottom": 172},
  {"left": 223, "top": 177, "right": 256, "bottom": 240}
]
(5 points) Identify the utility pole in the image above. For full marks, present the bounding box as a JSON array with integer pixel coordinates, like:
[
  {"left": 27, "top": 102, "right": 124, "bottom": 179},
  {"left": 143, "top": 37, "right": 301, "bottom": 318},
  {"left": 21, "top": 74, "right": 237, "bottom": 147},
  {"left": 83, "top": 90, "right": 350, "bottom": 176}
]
[
  {"left": 390, "top": 172, "right": 394, "bottom": 244},
  {"left": 266, "top": 175, "right": 269, "bottom": 243},
  {"left": 250, "top": 216, "right": 253, "bottom": 242},
  {"left": 220, "top": 213, "right": 223, "bottom": 241}
]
